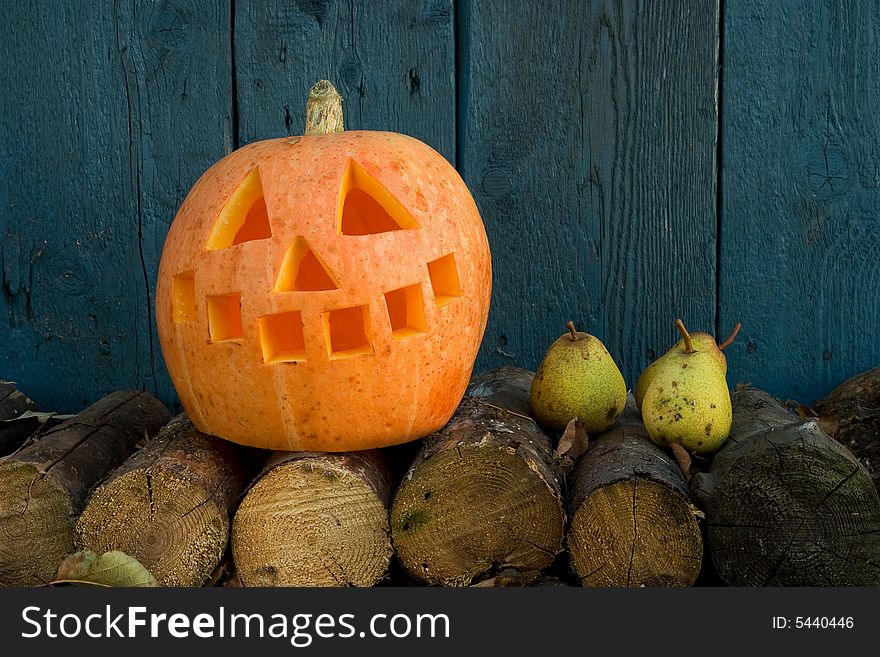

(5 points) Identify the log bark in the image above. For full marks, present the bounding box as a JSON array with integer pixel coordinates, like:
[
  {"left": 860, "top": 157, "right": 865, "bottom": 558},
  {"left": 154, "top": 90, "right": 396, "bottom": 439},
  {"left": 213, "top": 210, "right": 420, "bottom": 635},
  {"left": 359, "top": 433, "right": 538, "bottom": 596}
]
[
  {"left": 566, "top": 396, "right": 703, "bottom": 587},
  {"left": 466, "top": 366, "right": 535, "bottom": 416},
  {"left": 232, "top": 450, "right": 393, "bottom": 587},
  {"left": 391, "top": 367, "right": 565, "bottom": 586},
  {"left": 75, "top": 415, "right": 249, "bottom": 586},
  {"left": 0, "top": 390, "right": 171, "bottom": 585},
  {"left": 692, "top": 386, "right": 880, "bottom": 586},
  {"left": 0, "top": 381, "right": 36, "bottom": 420},
  {"left": 0, "top": 413, "right": 69, "bottom": 459},
  {"left": 0, "top": 383, "right": 47, "bottom": 457},
  {"left": 813, "top": 366, "right": 880, "bottom": 490}
]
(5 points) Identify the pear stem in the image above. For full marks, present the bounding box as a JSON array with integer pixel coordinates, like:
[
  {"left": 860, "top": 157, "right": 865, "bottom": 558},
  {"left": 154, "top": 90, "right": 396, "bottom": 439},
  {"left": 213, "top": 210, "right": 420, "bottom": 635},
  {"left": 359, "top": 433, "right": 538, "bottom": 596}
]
[
  {"left": 675, "top": 319, "right": 694, "bottom": 354},
  {"left": 304, "top": 80, "right": 344, "bottom": 136},
  {"left": 566, "top": 321, "right": 579, "bottom": 341},
  {"left": 718, "top": 322, "right": 742, "bottom": 351}
]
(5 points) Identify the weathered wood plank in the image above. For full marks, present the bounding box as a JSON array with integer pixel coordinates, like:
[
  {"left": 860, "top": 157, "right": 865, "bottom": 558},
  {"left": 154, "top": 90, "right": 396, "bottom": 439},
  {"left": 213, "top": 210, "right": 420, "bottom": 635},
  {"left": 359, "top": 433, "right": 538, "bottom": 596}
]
[
  {"left": 461, "top": 0, "right": 720, "bottom": 388},
  {"left": 234, "top": 0, "right": 455, "bottom": 162},
  {"left": 0, "top": 1, "right": 231, "bottom": 412},
  {"left": 720, "top": 1, "right": 880, "bottom": 404}
]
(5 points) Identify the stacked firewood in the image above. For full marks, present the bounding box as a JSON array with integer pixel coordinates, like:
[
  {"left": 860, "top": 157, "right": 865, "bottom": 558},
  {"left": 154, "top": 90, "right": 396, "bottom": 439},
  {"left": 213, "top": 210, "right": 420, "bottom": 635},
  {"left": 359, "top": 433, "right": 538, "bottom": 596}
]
[{"left": 1, "top": 367, "right": 878, "bottom": 587}]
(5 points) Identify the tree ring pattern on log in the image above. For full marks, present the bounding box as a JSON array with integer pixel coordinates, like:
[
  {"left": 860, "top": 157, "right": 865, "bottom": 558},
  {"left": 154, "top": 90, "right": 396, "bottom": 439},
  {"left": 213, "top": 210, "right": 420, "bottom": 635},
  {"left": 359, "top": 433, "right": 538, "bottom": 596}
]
[
  {"left": 76, "top": 470, "right": 227, "bottom": 587},
  {"left": 705, "top": 435, "right": 880, "bottom": 586},
  {"left": 232, "top": 459, "right": 392, "bottom": 587},
  {"left": 0, "top": 462, "right": 74, "bottom": 586},
  {"left": 391, "top": 443, "right": 564, "bottom": 586},
  {"left": 701, "top": 389, "right": 880, "bottom": 587},
  {"left": 568, "top": 478, "right": 702, "bottom": 587}
]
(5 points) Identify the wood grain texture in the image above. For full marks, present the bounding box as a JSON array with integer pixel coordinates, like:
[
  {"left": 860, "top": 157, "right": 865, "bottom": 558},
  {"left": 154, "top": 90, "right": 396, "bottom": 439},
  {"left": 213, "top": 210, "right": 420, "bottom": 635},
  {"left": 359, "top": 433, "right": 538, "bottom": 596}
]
[
  {"left": 462, "top": 0, "right": 720, "bottom": 388},
  {"left": 232, "top": 450, "right": 394, "bottom": 587},
  {"left": 76, "top": 415, "right": 249, "bottom": 587},
  {"left": 720, "top": 1, "right": 880, "bottom": 404},
  {"left": 814, "top": 366, "right": 880, "bottom": 490},
  {"left": 692, "top": 387, "right": 880, "bottom": 586},
  {"left": 567, "top": 398, "right": 702, "bottom": 587},
  {"left": 391, "top": 372, "right": 564, "bottom": 586},
  {"left": 0, "top": 390, "right": 170, "bottom": 585},
  {"left": 0, "top": 0, "right": 232, "bottom": 413},
  {"left": 234, "top": 0, "right": 455, "bottom": 161}
]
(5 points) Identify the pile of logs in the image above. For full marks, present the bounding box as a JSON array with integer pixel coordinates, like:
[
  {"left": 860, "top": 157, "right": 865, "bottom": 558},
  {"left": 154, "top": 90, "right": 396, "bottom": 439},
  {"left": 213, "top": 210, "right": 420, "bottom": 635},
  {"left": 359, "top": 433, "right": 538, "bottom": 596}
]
[{"left": 1, "top": 365, "right": 879, "bottom": 588}]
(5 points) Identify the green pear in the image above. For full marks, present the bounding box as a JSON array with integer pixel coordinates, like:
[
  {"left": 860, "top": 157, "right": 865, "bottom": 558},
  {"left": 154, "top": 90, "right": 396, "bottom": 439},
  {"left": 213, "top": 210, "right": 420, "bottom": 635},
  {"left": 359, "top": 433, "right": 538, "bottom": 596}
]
[
  {"left": 634, "top": 322, "right": 740, "bottom": 411},
  {"left": 530, "top": 322, "right": 627, "bottom": 433},
  {"left": 640, "top": 319, "right": 733, "bottom": 454}
]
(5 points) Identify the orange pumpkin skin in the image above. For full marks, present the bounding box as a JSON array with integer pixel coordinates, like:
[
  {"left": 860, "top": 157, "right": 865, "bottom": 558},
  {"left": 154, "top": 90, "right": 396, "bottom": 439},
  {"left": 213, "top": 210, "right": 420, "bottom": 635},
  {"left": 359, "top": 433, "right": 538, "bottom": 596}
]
[{"left": 156, "top": 132, "right": 491, "bottom": 451}]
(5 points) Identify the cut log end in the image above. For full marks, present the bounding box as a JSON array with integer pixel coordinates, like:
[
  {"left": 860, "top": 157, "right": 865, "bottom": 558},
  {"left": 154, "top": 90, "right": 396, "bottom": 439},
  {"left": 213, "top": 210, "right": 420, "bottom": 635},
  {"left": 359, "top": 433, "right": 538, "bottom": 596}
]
[
  {"left": 0, "top": 391, "right": 170, "bottom": 586},
  {"left": 232, "top": 455, "right": 393, "bottom": 587},
  {"left": 565, "top": 395, "right": 703, "bottom": 587},
  {"left": 0, "top": 461, "right": 74, "bottom": 585},
  {"left": 705, "top": 447, "right": 880, "bottom": 586},
  {"left": 76, "top": 470, "right": 227, "bottom": 587},
  {"left": 392, "top": 443, "right": 564, "bottom": 586},
  {"left": 568, "top": 478, "right": 702, "bottom": 587},
  {"left": 75, "top": 415, "right": 248, "bottom": 587},
  {"left": 391, "top": 369, "right": 564, "bottom": 586},
  {"left": 702, "top": 387, "right": 880, "bottom": 586}
]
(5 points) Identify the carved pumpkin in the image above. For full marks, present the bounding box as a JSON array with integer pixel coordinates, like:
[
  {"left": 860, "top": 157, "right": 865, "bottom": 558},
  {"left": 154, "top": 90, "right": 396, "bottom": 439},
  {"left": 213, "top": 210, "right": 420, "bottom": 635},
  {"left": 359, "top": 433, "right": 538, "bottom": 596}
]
[{"left": 156, "top": 82, "right": 492, "bottom": 451}]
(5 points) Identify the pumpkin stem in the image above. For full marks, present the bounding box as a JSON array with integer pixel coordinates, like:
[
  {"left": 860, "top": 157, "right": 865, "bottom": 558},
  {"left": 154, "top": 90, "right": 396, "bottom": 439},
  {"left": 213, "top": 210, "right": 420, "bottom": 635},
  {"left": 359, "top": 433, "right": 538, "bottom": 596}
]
[{"left": 305, "top": 80, "right": 344, "bottom": 136}]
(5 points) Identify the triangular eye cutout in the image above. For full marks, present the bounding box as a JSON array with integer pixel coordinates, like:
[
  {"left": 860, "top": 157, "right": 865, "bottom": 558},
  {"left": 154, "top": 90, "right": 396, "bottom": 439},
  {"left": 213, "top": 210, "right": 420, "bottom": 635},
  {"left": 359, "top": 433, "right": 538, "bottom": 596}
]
[
  {"left": 275, "top": 236, "right": 339, "bottom": 292},
  {"left": 205, "top": 167, "right": 272, "bottom": 250},
  {"left": 338, "top": 160, "right": 420, "bottom": 235}
]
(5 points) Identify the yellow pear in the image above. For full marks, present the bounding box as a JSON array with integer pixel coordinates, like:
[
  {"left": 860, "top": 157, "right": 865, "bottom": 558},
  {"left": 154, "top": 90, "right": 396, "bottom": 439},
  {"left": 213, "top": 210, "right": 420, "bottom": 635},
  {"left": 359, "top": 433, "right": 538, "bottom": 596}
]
[
  {"left": 530, "top": 322, "right": 627, "bottom": 433},
  {"left": 634, "top": 322, "right": 740, "bottom": 411},
  {"left": 640, "top": 320, "right": 733, "bottom": 454}
]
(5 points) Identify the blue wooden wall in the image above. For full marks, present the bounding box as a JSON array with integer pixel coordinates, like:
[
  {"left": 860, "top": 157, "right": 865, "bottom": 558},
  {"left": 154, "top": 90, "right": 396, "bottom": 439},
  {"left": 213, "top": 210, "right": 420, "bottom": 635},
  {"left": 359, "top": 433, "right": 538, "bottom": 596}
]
[{"left": 1, "top": 0, "right": 878, "bottom": 414}]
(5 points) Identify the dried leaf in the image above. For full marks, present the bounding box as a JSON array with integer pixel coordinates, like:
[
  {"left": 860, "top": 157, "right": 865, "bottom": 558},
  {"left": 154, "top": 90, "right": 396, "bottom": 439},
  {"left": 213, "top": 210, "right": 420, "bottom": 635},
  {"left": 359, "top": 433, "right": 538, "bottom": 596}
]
[
  {"left": 55, "top": 550, "right": 158, "bottom": 587},
  {"left": 470, "top": 568, "right": 538, "bottom": 587},
  {"left": 469, "top": 576, "right": 501, "bottom": 588},
  {"left": 224, "top": 572, "right": 243, "bottom": 588},
  {"left": 0, "top": 410, "right": 76, "bottom": 425},
  {"left": 794, "top": 404, "right": 818, "bottom": 420},
  {"left": 555, "top": 418, "right": 589, "bottom": 462},
  {"left": 669, "top": 443, "right": 693, "bottom": 479},
  {"left": 816, "top": 415, "right": 840, "bottom": 438}
]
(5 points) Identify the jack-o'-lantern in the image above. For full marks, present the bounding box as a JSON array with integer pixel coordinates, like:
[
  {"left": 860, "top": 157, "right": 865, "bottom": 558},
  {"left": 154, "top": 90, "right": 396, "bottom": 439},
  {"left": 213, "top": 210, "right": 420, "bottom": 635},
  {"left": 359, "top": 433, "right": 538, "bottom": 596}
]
[{"left": 156, "top": 81, "right": 492, "bottom": 451}]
